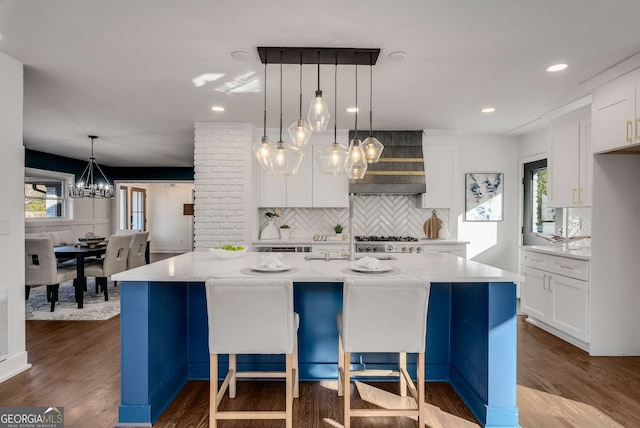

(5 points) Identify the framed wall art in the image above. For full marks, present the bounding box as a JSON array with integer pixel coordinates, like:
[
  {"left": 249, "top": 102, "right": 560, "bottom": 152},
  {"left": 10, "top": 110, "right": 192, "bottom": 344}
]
[{"left": 464, "top": 172, "right": 504, "bottom": 221}]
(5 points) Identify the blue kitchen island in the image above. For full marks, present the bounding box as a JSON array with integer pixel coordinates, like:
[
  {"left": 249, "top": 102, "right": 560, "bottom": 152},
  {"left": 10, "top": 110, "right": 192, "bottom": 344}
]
[{"left": 113, "top": 252, "right": 521, "bottom": 427}]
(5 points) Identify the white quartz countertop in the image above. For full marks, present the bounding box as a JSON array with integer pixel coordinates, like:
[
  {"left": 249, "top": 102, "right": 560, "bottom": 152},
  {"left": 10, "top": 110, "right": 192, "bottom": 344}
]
[
  {"left": 253, "top": 239, "right": 469, "bottom": 245},
  {"left": 113, "top": 251, "right": 522, "bottom": 284},
  {"left": 521, "top": 245, "right": 591, "bottom": 260}
]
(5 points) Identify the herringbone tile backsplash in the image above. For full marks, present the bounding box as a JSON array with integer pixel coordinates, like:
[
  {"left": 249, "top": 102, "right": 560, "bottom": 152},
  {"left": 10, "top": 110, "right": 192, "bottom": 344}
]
[{"left": 259, "top": 195, "right": 449, "bottom": 239}]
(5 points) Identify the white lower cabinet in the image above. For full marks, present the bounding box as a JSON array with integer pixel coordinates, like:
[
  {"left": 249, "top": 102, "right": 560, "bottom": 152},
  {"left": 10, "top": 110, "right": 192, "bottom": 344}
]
[{"left": 521, "top": 250, "right": 589, "bottom": 345}]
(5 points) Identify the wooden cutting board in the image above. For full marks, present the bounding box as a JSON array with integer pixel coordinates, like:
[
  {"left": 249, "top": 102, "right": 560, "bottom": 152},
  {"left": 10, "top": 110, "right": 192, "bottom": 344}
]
[{"left": 423, "top": 210, "right": 442, "bottom": 239}]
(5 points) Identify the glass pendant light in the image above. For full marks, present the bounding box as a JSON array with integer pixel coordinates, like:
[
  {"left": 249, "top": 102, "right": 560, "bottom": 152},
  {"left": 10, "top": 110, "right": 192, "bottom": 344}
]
[
  {"left": 269, "top": 51, "right": 304, "bottom": 177},
  {"left": 362, "top": 61, "right": 384, "bottom": 163},
  {"left": 253, "top": 59, "right": 276, "bottom": 171},
  {"left": 316, "top": 58, "right": 347, "bottom": 175},
  {"left": 288, "top": 53, "right": 312, "bottom": 147},
  {"left": 307, "top": 51, "right": 330, "bottom": 131},
  {"left": 345, "top": 57, "right": 368, "bottom": 179}
]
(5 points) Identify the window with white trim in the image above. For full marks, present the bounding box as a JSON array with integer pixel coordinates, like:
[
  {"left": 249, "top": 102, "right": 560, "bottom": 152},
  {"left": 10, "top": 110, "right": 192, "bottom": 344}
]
[{"left": 25, "top": 168, "right": 72, "bottom": 219}]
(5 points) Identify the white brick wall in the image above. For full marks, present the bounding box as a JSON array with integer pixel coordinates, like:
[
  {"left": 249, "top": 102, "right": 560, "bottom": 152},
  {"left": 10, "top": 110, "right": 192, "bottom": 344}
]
[{"left": 193, "top": 122, "right": 255, "bottom": 249}]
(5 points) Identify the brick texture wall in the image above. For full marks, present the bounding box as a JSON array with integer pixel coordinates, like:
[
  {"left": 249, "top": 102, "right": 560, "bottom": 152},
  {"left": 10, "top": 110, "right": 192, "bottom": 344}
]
[{"left": 193, "top": 122, "right": 255, "bottom": 249}]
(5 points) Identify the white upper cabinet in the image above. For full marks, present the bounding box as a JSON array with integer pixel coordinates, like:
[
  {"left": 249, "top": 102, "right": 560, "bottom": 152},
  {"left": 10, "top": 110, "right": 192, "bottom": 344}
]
[
  {"left": 256, "top": 132, "right": 348, "bottom": 208},
  {"left": 416, "top": 144, "right": 455, "bottom": 208},
  {"left": 548, "top": 108, "right": 592, "bottom": 207},
  {"left": 592, "top": 68, "right": 640, "bottom": 154}
]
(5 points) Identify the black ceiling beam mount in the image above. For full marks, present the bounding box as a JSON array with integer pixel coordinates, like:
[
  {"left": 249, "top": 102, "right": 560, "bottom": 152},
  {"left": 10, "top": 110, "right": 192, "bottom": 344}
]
[{"left": 257, "top": 47, "right": 380, "bottom": 66}]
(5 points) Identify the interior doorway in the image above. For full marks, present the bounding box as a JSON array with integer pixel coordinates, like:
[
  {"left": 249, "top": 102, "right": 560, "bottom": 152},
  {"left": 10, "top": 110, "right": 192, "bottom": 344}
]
[
  {"left": 119, "top": 186, "right": 147, "bottom": 231},
  {"left": 114, "top": 181, "right": 194, "bottom": 254}
]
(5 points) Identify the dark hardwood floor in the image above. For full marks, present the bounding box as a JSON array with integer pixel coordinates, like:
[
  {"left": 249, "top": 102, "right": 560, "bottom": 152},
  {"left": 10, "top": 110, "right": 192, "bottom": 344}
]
[{"left": 1, "top": 315, "right": 639, "bottom": 427}]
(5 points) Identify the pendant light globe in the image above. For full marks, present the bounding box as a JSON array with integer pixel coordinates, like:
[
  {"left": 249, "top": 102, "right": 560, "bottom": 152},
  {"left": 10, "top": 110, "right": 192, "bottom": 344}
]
[
  {"left": 308, "top": 55, "right": 330, "bottom": 131},
  {"left": 345, "top": 138, "right": 367, "bottom": 179},
  {"left": 362, "top": 62, "right": 384, "bottom": 163},
  {"left": 267, "top": 51, "right": 304, "bottom": 177},
  {"left": 254, "top": 59, "right": 276, "bottom": 171},
  {"left": 288, "top": 57, "right": 313, "bottom": 147},
  {"left": 253, "top": 136, "right": 276, "bottom": 172},
  {"left": 345, "top": 57, "right": 367, "bottom": 179},
  {"left": 362, "top": 136, "right": 384, "bottom": 163},
  {"left": 316, "top": 59, "right": 347, "bottom": 176}
]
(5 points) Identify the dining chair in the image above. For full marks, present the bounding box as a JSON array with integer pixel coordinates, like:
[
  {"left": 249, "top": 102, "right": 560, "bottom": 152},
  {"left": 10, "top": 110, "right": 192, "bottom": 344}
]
[
  {"left": 25, "top": 236, "right": 78, "bottom": 312},
  {"left": 204, "top": 278, "right": 299, "bottom": 428},
  {"left": 127, "top": 231, "right": 149, "bottom": 269},
  {"left": 337, "top": 277, "right": 431, "bottom": 428},
  {"left": 84, "top": 234, "right": 132, "bottom": 301}
]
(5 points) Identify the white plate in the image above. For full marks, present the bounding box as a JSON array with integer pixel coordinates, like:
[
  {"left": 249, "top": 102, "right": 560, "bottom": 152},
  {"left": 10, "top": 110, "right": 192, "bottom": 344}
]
[
  {"left": 350, "top": 264, "right": 393, "bottom": 273},
  {"left": 250, "top": 265, "right": 292, "bottom": 272}
]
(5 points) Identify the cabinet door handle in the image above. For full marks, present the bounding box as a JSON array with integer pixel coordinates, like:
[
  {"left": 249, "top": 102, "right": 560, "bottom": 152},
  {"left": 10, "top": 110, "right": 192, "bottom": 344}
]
[
  {"left": 627, "top": 120, "right": 633, "bottom": 142},
  {"left": 548, "top": 275, "right": 552, "bottom": 292},
  {"left": 636, "top": 118, "right": 640, "bottom": 141},
  {"left": 527, "top": 256, "right": 542, "bottom": 263},
  {"left": 557, "top": 264, "right": 575, "bottom": 271},
  {"left": 579, "top": 188, "right": 584, "bottom": 205},
  {"left": 543, "top": 274, "right": 548, "bottom": 290},
  {"left": 572, "top": 188, "right": 577, "bottom": 205}
]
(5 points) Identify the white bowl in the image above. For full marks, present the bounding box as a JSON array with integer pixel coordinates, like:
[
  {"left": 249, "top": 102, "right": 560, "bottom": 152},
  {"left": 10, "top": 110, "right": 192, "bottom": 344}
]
[{"left": 209, "top": 247, "right": 248, "bottom": 259}]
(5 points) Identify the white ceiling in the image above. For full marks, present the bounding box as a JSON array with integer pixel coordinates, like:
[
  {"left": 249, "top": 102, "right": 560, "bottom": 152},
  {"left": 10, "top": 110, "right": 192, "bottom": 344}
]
[{"left": 2, "top": 0, "right": 640, "bottom": 167}]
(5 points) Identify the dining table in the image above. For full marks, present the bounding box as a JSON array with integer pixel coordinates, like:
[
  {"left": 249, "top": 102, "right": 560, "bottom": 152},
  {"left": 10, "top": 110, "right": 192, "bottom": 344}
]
[{"left": 54, "top": 244, "right": 107, "bottom": 308}]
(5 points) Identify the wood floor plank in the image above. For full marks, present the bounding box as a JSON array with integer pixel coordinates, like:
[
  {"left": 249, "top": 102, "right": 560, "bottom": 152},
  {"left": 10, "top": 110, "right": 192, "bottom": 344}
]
[{"left": 1, "top": 315, "right": 639, "bottom": 427}]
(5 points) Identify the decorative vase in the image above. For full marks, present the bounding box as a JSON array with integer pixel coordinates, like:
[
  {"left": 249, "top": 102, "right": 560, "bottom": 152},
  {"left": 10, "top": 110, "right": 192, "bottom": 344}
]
[
  {"left": 260, "top": 220, "right": 279, "bottom": 240},
  {"left": 280, "top": 228, "right": 291, "bottom": 240}
]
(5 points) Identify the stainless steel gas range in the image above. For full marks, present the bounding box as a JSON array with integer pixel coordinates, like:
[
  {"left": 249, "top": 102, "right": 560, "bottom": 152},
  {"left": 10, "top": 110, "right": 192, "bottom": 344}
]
[{"left": 355, "top": 236, "right": 424, "bottom": 253}]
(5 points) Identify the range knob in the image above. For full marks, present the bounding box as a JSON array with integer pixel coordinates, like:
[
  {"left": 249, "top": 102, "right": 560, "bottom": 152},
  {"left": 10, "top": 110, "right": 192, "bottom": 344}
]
[
  {"left": 408, "top": 247, "right": 415, "bottom": 253},
  {"left": 366, "top": 246, "right": 372, "bottom": 252},
  {"left": 402, "top": 246, "right": 408, "bottom": 252},
  {"left": 416, "top": 247, "right": 423, "bottom": 253},
  {"left": 385, "top": 244, "right": 394, "bottom": 252}
]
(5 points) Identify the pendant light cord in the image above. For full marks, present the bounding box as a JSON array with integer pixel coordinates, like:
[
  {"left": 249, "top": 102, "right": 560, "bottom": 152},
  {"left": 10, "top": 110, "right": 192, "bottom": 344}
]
[
  {"left": 263, "top": 59, "right": 267, "bottom": 138},
  {"left": 279, "top": 50, "right": 283, "bottom": 143},
  {"left": 354, "top": 53, "right": 358, "bottom": 140},
  {"left": 299, "top": 53, "right": 303, "bottom": 118},
  {"left": 317, "top": 51, "right": 321, "bottom": 92},
  {"left": 334, "top": 55, "right": 338, "bottom": 143},
  {"left": 369, "top": 60, "right": 373, "bottom": 136}
]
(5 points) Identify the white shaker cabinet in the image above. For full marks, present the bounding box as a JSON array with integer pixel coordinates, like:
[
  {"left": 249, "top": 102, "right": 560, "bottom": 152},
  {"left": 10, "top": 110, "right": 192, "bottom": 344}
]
[
  {"left": 548, "top": 108, "right": 592, "bottom": 207},
  {"left": 591, "top": 68, "right": 640, "bottom": 154},
  {"left": 521, "top": 249, "right": 590, "bottom": 348},
  {"left": 257, "top": 134, "right": 348, "bottom": 208},
  {"left": 257, "top": 145, "right": 313, "bottom": 208},
  {"left": 416, "top": 146, "right": 454, "bottom": 208}
]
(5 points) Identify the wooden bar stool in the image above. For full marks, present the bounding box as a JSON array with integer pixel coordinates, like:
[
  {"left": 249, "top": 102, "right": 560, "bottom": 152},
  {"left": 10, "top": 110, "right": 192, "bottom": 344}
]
[
  {"left": 337, "top": 278, "right": 431, "bottom": 428},
  {"left": 204, "top": 278, "right": 299, "bottom": 428}
]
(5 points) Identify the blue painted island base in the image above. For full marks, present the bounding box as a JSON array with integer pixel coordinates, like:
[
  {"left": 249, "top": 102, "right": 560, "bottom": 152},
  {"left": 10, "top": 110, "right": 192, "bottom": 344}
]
[{"left": 118, "top": 281, "right": 519, "bottom": 427}]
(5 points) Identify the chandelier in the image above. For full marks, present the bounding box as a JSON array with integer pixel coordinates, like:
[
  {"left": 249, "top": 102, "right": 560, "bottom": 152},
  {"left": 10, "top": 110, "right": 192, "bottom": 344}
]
[
  {"left": 69, "top": 135, "right": 114, "bottom": 198},
  {"left": 256, "top": 47, "right": 381, "bottom": 177}
]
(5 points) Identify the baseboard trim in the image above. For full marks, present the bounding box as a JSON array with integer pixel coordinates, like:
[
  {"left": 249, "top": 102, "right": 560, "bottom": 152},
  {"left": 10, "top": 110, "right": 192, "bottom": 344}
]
[
  {"left": 0, "top": 351, "right": 31, "bottom": 383},
  {"left": 525, "top": 317, "right": 589, "bottom": 352}
]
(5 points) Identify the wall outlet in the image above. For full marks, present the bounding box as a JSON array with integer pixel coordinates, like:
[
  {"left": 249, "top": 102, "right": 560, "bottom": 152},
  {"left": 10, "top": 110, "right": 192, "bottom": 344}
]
[{"left": 570, "top": 217, "right": 581, "bottom": 229}]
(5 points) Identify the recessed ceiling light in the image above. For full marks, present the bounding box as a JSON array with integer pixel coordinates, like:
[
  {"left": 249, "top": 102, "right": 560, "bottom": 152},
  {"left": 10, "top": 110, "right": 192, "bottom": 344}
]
[
  {"left": 388, "top": 51, "right": 408, "bottom": 61},
  {"left": 346, "top": 107, "right": 359, "bottom": 113},
  {"left": 230, "top": 51, "right": 249, "bottom": 61},
  {"left": 546, "top": 63, "right": 568, "bottom": 73},
  {"left": 481, "top": 107, "right": 496, "bottom": 113},
  {"left": 211, "top": 106, "right": 225, "bottom": 112}
]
